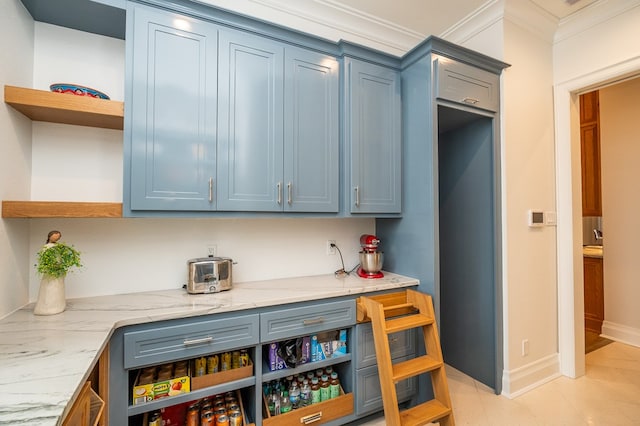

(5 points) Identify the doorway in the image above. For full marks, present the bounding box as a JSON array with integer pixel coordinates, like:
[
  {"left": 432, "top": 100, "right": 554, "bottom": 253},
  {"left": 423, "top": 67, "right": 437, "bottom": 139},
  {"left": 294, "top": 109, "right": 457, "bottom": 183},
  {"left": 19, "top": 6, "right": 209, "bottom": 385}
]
[
  {"left": 437, "top": 104, "right": 501, "bottom": 393},
  {"left": 554, "top": 59, "right": 640, "bottom": 378}
]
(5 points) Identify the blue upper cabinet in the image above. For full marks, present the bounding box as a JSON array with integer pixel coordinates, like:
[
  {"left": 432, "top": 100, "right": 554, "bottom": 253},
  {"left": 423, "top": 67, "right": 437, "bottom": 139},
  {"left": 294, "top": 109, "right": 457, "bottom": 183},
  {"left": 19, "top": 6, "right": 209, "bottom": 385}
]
[
  {"left": 284, "top": 47, "right": 339, "bottom": 212},
  {"left": 127, "top": 4, "right": 218, "bottom": 211},
  {"left": 217, "top": 29, "right": 284, "bottom": 211},
  {"left": 344, "top": 58, "right": 402, "bottom": 214},
  {"left": 217, "top": 30, "right": 339, "bottom": 212}
]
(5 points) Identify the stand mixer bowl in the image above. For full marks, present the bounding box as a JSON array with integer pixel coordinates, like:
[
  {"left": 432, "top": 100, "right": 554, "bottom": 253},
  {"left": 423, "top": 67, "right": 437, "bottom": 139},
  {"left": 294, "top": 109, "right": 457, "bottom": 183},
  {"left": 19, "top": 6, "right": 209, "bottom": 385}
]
[{"left": 359, "top": 251, "right": 384, "bottom": 274}]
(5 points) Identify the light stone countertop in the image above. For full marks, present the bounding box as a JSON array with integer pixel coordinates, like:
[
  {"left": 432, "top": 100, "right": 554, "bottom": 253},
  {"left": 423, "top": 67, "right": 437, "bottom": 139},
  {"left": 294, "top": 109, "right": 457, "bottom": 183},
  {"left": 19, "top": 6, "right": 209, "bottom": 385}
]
[{"left": 0, "top": 272, "right": 418, "bottom": 425}]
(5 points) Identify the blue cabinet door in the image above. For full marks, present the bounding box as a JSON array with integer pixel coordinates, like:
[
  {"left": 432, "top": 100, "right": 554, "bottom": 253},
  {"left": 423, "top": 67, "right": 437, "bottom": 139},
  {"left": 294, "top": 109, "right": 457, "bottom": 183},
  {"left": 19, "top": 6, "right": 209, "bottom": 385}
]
[
  {"left": 128, "top": 5, "right": 218, "bottom": 211},
  {"left": 284, "top": 47, "right": 339, "bottom": 212},
  {"left": 344, "top": 58, "right": 401, "bottom": 214},
  {"left": 217, "top": 29, "right": 284, "bottom": 211}
]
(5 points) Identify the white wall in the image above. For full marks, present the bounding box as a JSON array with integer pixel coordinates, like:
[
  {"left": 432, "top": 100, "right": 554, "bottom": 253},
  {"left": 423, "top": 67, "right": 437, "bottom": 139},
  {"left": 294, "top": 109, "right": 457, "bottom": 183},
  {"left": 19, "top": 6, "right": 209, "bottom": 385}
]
[
  {"left": 17, "top": 21, "right": 373, "bottom": 304},
  {"left": 0, "top": 0, "right": 34, "bottom": 318},
  {"left": 446, "top": 1, "right": 559, "bottom": 396},
  {"left": 552, "top": 0, "right": 640, "bottom": 376},
  {"left": 599, "top": 78, "right": 640, "bottom": 344}
]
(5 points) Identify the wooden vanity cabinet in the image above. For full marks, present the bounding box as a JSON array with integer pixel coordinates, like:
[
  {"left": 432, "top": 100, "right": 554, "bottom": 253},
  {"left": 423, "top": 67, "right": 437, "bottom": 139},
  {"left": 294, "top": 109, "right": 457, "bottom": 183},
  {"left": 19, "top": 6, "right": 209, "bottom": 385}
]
[
  {"left": 584, "top": 256, "right": 604, "bottom": 334},
  {"left": 580, "top": 90, "right": 602, "bottom": 217}
]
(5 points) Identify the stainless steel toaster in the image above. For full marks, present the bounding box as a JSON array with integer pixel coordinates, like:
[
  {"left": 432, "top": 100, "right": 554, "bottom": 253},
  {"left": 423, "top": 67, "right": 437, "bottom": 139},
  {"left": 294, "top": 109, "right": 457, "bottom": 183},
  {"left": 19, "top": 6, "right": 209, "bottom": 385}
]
[{"left": 186, "top": 257, "right": 233, "bottom": 294}]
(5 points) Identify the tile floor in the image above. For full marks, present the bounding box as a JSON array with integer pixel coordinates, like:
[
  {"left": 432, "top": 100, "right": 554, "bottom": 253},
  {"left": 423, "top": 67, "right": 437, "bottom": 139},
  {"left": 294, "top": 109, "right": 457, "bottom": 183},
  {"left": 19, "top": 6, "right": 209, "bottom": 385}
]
[{"left": 356, "top": 341, "right": 640, "bottom": 425}]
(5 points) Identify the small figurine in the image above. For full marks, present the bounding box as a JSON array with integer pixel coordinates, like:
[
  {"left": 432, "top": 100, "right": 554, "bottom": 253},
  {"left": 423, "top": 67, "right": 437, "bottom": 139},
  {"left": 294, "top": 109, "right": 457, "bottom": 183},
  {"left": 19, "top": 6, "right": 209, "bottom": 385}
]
[{"left": 45, "top": 230, "right": 61, "bottom": 247}]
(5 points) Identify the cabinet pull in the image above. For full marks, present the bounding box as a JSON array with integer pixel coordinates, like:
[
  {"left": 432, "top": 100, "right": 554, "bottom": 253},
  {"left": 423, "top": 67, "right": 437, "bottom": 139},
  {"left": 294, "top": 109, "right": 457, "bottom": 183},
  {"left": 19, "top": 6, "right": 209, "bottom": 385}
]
[
  {"left": 354, "top": 186, "right": 360, "bottom": 207},
  {"left": 287, "top": 182, "right": 292, "bottom": 205},
  {"left": 183, "top": 336, "right": 213, "bottom": 346},
  {"left": 300, "top": 411, "right": 323, "bottom": 424},
  {"left": 303, "top": 317, "right": 324, "bottom": 326},
  {"left": 277, "top": 182, "right": 282, "bottom": 205},
  {"left": 462, "top": 97, "right": 480, "bottom": 105},
  {"left": 208, "top": 177, "right": 214, "bottom": 203}
]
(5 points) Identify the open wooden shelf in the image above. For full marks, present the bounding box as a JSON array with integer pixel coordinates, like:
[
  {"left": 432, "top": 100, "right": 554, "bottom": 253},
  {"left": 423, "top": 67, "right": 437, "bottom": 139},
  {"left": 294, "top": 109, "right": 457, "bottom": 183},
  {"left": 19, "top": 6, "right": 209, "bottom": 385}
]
[
  {"left": 1, "top": 201, "right": 122, "bottom": 218},
  {"left": 4, "top": 85, "right": 124, "bottom": 130}
]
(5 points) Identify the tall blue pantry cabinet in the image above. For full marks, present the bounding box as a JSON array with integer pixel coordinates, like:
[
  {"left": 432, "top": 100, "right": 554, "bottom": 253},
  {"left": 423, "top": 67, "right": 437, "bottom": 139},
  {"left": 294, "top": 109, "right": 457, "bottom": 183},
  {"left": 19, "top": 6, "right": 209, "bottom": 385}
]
[{"left": 376, "top": 39, "right": 509, "bottom": 395}]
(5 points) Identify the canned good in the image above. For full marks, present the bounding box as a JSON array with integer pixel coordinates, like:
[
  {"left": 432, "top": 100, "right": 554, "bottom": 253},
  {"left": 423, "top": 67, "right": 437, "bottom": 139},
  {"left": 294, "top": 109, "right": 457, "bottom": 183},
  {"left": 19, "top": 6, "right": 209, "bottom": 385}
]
[
  {"left": 200, "top": 411, "right": 215, "bottom": 426},
  {"left": 195, "top": 357, "right": 207, "bottom": 377},
  {"left": 207, "top": 354, "right": 219, "bottom": 374},
  {"left": 232, "top": 350, "right": 240, "bottom": 369},
  {"left": 239, "top": 350, "right": 249, "bottom": 367},
  {"left": 186, "top": 404, "right": 200, "bottom": 426},
  {"left": 221, "top": 352, "right": 231, "bottom": 371},
  {"left": 227, "top": 403, "right": 239, "bottom": 412},
  {"left": 216, "top": 414, "right": 230, "bottom": 426},
  {"left": 213, "top": 407, "right": 227, "bottom": 418},
  {"left": 229, "top": 411, "right": 243, "bottom": 426},
  {"left": 149, "top": 410, "right": 162, "bottom": 426}
]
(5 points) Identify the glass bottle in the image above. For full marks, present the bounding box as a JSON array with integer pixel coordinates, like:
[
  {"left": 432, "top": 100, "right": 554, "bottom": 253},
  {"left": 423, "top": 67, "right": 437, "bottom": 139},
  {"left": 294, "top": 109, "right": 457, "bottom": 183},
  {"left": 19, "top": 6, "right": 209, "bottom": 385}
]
[
  {"left": 280, "top": 390, "right": 292, "bottom": 413},
  {"left": 289, "top": 380, "right": 301, "bottom": 409},
  {"left": 311, "top": 377, "right": 321, "bottom": 404},
  {"left": 300, "top": 378, "right": 311, "bottom": 406},
  {"left": 329, "top": 371, "right": 340, "bottom": 399},
  {"left": 320, "top": 374, "right": 330, "bottom": 402}
]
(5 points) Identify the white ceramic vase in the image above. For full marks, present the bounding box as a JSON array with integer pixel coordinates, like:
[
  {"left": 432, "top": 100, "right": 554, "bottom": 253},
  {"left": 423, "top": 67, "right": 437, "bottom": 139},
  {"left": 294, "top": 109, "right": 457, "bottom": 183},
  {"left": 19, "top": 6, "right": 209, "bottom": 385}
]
[{"left": 33, "top": 275, "right": 66, "bottom": 315}]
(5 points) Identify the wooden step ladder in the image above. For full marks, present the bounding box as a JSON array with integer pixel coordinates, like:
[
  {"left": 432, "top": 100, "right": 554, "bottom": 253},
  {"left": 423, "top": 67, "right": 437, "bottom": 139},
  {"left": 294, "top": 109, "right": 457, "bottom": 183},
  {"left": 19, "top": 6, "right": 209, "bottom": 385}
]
[{"left": 357, "top": 289, "right": 454, "bottom": 426}]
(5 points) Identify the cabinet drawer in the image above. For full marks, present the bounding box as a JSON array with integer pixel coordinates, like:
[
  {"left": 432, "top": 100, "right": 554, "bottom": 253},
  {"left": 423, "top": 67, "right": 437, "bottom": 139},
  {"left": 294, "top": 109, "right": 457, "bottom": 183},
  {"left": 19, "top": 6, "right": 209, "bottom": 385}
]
[
  {"left": 356, "top": 322, "right": 416, "bottom": 368},
  {"left": 435, "top": 56, "right": 500, "bottom": 112},
  {"left": 260, "top": 300, "right": 355, "bottom": 342},
  {"left": 355, "top": 361, "right": 417, "bottom": 417},
  {"left": 263, "top": 389, "right": 354, "bottom": 426},
  {"left": 124, "top": 314, "right": 259, "bottom": 369}
]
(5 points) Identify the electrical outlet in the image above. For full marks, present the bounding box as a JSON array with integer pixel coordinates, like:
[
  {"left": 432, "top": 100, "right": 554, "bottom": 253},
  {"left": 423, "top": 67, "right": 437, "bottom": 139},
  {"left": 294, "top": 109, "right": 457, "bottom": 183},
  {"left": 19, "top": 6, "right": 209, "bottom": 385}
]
[
  {"left": 522, "top": 339, "right": 529, "bottom": 356},
  {"left": 327, "top": 240, "right": 336, "bottom": 255},
  {"left": 206, "top": 244, "right": 217, "bottom": 257}
]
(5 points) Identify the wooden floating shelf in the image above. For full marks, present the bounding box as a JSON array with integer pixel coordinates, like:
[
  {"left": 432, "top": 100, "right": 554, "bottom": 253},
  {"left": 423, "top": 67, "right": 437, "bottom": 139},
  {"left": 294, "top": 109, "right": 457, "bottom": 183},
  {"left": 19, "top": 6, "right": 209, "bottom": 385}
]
[
  {"left": 4, "top": 85, "right": 124, "bottom": 130},
  {"left": 1, "top": 201, "right": 123, "bottom": 218}
]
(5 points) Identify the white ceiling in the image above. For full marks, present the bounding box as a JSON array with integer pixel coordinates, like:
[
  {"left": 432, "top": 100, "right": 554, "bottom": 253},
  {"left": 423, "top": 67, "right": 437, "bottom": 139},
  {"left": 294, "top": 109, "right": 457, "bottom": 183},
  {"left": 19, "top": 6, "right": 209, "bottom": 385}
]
[{"left": 330, "top": 0, "right": 598, "bottom": 37}]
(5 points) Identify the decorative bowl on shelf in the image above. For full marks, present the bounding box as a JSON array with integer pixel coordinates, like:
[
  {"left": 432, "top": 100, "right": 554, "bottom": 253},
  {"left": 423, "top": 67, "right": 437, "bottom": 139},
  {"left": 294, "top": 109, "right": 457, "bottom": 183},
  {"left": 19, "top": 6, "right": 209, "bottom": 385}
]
[{"left": 49, "top": 83, "right": 110, "bottom": 100}]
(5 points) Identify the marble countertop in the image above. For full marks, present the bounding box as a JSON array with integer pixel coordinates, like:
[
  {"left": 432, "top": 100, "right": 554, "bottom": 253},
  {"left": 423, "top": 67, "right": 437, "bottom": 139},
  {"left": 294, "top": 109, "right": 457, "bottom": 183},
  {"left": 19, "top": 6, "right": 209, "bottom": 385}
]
[{"left": 0, "top": 272, "right": 418, "bottom": 425}]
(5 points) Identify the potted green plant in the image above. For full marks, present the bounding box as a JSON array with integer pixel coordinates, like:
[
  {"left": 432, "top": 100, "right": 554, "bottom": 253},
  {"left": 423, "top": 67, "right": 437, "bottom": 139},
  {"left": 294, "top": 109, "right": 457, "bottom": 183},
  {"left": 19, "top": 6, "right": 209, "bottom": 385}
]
[{"left": 33, "top": 231, "right": 82, "bottom": 315}]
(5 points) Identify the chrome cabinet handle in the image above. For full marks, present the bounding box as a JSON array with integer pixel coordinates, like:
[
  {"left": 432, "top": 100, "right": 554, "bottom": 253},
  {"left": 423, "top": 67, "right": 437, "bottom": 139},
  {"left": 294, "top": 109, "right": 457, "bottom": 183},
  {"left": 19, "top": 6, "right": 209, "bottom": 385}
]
[
  {"left": 183, "top": 336, "right": 213, "bottom": 346},
  {"left": 462, "top": 97, "right": 480, "bottom": 105},
  {"left": 287, "top": 182, "right": 292, "bottom": 205},
  {"left": 354, "top": 186, "right": 360, "bottom": 207},
  {"left": 277, "top": 182, "right": 282, "bottom": 205},
  {"left": 208, "top": 177, "right": 214, "bottom": 203},
  {"left": 303, "top": 317, "right": 324, "bottom": 326}
]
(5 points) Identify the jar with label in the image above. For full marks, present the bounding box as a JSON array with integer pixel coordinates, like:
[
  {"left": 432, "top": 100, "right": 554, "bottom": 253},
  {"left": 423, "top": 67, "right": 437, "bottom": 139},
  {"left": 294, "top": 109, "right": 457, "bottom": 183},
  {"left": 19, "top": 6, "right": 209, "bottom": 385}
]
[
  {"left": 320, "top": 374, "right": 330, "bottom": 402},
  {"left": 330, "top": 371, "right": 340, "bottom": 398}
]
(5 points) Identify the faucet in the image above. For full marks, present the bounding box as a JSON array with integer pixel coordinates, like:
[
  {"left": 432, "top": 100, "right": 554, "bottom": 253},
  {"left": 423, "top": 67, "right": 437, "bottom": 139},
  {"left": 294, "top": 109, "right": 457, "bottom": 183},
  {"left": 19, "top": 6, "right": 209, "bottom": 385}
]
[{"left": 593, "top": 229, "right": 603, "bottom": 241}]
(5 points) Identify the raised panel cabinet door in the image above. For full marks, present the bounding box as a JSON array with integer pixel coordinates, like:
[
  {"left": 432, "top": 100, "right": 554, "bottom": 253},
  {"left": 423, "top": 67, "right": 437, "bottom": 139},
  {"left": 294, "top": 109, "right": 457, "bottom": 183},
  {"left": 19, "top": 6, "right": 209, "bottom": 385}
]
[
  {"left": 283, "top": 47, "right": 339, "bottom": 212},
  {"left": 128, "top": 5, "right": 218, "bottom": 211},
  {"left": 345, "top": 58, "right": 401, "bottom": 214},
  {"left": 217, "top": 29, "right": 284, "bottom": 211},
  {"left": 580, "top": 91, "right": 602, "bottom": 216}
]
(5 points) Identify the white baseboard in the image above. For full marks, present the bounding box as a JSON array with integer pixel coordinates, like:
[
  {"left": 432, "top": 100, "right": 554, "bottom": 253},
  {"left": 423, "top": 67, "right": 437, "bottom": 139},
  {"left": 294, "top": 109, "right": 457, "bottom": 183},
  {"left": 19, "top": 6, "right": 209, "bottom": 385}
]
[
  {"left": 501, "top": 353, "right": 560, "bottom": 398},
  {"left": 601, "top": 321, "right": 640, "bottom": 347}
]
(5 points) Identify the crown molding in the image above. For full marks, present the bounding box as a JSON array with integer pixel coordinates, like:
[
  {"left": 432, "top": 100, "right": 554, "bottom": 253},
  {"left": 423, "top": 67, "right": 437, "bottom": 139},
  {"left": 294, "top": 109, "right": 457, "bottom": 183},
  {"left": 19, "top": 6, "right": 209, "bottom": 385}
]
[
  {"left": 194, "top": 0, "right": 424, "bottom": 56},
  {"left": 504, "top": 0, "right": 558, "bottom": 43},
  {"left": 440, "top": 0, "right": 504, "bottom": 45},
  {"left": 554, "top": 0, "right": 640, "bottom": 43}
]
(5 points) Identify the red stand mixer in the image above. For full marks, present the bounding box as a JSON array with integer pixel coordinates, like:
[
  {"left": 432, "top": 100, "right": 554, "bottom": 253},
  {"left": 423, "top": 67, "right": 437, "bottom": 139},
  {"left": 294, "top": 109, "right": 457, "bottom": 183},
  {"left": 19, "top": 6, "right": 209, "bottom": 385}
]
[{"left": 358, "top": 234, "right": 384, "bottom": 278}]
